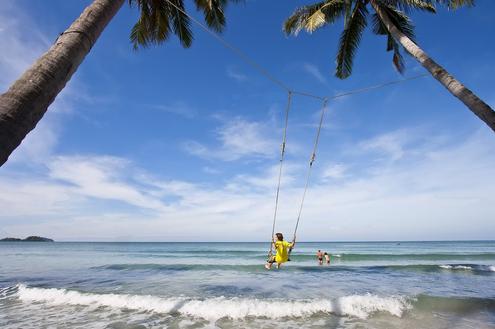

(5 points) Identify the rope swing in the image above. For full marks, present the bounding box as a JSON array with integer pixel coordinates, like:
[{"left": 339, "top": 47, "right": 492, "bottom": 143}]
[
  {"left": 268, "top": 91, "right": 292, "bottom": 258},
  {"left": 267, "top": 95, "right": 328, "bottom": 260},
  {"left": 292, "top": 98, "right": 328, "bottom": 242}
]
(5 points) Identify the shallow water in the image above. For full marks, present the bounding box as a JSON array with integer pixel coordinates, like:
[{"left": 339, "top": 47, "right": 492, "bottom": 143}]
[{"left": 1, "top": 241, "right": 494, "bottom": 328}]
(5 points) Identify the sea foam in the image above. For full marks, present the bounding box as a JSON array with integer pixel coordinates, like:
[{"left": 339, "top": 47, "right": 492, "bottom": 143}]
[
  {"left": 439, "top": 265, "right": 473, "bottom": 270},
  {"left": 16, "top": 285, "right": 410, "bottom": 320}
]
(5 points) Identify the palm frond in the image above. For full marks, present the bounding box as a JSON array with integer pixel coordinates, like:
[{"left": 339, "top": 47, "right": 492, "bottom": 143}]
[
  {"left": 129, "top": 0, "right": 240, "bottom": 49},
  {"left": 284, "top": 2, "right": 327, "bottom": 35},
  {"left": 372, "top": 5, "right": 416, "bottom": 41},
  {"left": 392, "top": 47, "right": 405, "bottom": 74},
  {"left": 434, "top": 0, "right": 474, "bottom": 9},
  {"left": 129, "top": 0, "right": 192, "bottom": 49},
  {"left": 388, "top": 35, "right": 405, "bottom": 73},
  {"left": 344, "top": 0, "right": 352, "bottom": 27},
  {"left": 284, "top": 0, "right": 346, "bottom": 35},
  {"left": 129, "top": 0, "right": 156, "bottom": 49},
  {"left": 155, "top": 5, "right": 171, "bottom": 42},
  {"left": 306, "top": 8, "right": 327, "bottom": 32},
  {"left": 371, "top": 5, "right": 415, "bottom": 74},
  {"left": 194, "top": 0, "right": 226, "bottom": 32},
  {"left": 377, "top": 0, "right": 436, "bottom": 13},
  {"left": 335, "top": 0, "right": 368, "bottom": 79},
  {"left": 130, "top": 19, "right": 151, "bottom": 49},
  {"left": 169, "top": 0, "right": 193, "bottom": 48}
]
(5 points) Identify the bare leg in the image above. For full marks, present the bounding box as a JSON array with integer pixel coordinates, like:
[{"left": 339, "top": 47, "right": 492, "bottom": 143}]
[{"left": 265, "top": 256, "right": 275, "bottom": 270}]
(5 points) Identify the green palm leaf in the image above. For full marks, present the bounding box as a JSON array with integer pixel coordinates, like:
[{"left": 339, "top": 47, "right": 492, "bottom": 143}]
[
  {"left": 378, "top": 0, "right": 436, "bottom": 13},
  {"left": 306, "top": 8, "right": 327, "bottom": 32},
  {"left": 284, "top": 2, "right": 327, "bottom": 35},
  {"left": 335, "top": 0, "right": 368, "bottom": 79},
  {"left": 371, "top": 4, "right": 416, "bottom": 73},
  {"left": 372, "top": 5, "right": 415, "bottom": 41},
  {"left": 388, "top": 35, "right": 405, "bottom": 73},
  {"left": 155, "top": 5, "right": 172, "bottom": 42},
  {"left": 129, "top": 0, "right": 239, "bottom": 49},
  {"left": 129, "top": 0, "right": 156, "bottom": 49},
  {"left": 284, "top": 0, "right": 346, "bottom": 35},
  {"left": 169, "top": 0, "right": 193, "bottom": 48},
  {"left": 194, "top": 0, "right": 226, "bottom": 32},
  {"left": 435, "top": 0, "right": 474, "bottom": 9},
  {"left": 130, "top": 19, "right": 151, "bottom": 49}
]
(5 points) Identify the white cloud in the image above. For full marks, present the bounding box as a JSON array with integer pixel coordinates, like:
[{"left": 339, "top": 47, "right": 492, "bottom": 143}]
[
  {"left": 2, "top": 127, "right": 495, "bottom": 241},
  {"left": 0, "top": 3, "right": 50, "bottom": 89},
  {"left": 152, "top": 101, "right": 197, "bottom": 119},
  {"left": 232, "top": 163, "right": 300, "bottom": 190},
  {"left": 0, "top": 2, "right": 90, "bottom": 165},
  {"left": 0, "top": 176, "right": 74, "bottom": 217},
  {"left": 303, "top": 63, "right": 327, "bottom": 84},
  {"left": 226, "top": 66, "right": 247, "bottom": 82},
  {"left": 203, "top": 166, "right": 220, "bottom": 174},
  {"left": 48, "top": 156, "right": 169, "bottom": 212},
  {"left": 322, "top": 163, "right": 347, "bottom": 180},
  {"left": 183, "top": 117, "right": 280, "bottom": 161},
  {"left": 359, "top": 129, "right": 410, "bottom": 161}
]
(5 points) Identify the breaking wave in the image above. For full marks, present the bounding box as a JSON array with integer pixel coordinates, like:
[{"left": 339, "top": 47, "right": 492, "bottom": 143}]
[
  {"left": 439, "top": 265, "right": 472, "bottom": 270},
  {"left": 14, "top": 284, "right": 410, "bottom": 320}
]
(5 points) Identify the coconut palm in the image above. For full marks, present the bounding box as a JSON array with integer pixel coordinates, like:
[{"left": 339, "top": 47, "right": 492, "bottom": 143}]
[
  {"left": 0, "top": 0, "right": 238, "bottom": 166},
  {"left": 284, "top": 0, "right": 495, "bottom": 133}
]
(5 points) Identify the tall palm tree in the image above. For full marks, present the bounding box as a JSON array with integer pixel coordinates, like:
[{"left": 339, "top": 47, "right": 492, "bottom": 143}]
[
  {"left": 0, "top": 0, "right": 237, "bottom": 166},
  {"left": 284, "top": 0, "right": 495, "bottom": 133}
]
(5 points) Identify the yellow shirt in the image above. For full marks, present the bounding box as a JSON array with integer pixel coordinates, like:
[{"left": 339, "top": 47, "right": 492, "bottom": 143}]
[{"left": 274, "top": 240, "right": 291, "bottom": 263}]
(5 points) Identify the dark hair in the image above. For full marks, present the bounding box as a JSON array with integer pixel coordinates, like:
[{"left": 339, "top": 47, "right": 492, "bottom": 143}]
[
  {"left": 275, "top": 233, "right": 283, "bottom": 241},
  {"left": 324, "top": 252, "right": 328, "bottom": 255}
]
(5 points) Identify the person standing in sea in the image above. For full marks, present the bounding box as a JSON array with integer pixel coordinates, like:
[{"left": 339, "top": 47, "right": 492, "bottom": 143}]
[
  {"left": 316, "top": 250, "right": 323, "bottom": 265},
  {"left": 324, "top": 252, "right": 330, "bottom": 265}
]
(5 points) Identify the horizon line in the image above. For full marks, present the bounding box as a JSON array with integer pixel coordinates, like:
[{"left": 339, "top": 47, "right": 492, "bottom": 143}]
[{"left": 6, "top": 239, "right": 493, "bottom": 243}]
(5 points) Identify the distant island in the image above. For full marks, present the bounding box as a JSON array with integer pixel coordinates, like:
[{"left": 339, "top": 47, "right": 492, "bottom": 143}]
[{"left": 0, "top": 236, "right": 54, "bottom": 242}]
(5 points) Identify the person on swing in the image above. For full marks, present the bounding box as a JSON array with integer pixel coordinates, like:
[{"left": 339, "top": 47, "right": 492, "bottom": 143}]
[{"left": 265, "top": 233, "right": 295, "bottom": 269}]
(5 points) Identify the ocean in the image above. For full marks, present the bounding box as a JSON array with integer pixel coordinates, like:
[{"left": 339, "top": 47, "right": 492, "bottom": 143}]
[{"left": 0, "top": 241, "right": 494, "bottom": 328}]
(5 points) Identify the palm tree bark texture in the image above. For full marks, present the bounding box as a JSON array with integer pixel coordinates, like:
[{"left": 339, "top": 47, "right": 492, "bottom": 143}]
[
  {"left": 369, "top": 0, "right": 495, "bottom": 133},
  {"left": 0, "top": 0, "right": 125, "bottom": 166}
]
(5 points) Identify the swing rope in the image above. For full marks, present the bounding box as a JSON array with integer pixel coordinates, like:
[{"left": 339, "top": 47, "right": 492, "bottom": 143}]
[
  {"left": 268, "top": 96, "right": 328, "bottom": 260},
  {"left": 268, "top": 91, "right": 293, "bottom": 259},
  {"left": 291, "top": 98, "right": 328, "bottom": 247}
]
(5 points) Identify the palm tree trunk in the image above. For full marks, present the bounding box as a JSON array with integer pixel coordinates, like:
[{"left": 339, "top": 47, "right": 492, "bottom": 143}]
[
  {"left": 0, "top": 0, "right": 125, "bottom": 166},
  {"left": 370, "top": 0, "right": 495, "bottom": 133}
]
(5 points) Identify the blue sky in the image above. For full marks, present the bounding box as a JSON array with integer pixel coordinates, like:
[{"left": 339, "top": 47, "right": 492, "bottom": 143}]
[{"left": 0, "top": 0, "right": 494, "bottom": 241}]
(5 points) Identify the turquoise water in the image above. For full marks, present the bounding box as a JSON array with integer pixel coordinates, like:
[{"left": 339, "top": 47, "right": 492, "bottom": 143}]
[{"left": 1, "top": 241, "right": 494, "bottom": 328}]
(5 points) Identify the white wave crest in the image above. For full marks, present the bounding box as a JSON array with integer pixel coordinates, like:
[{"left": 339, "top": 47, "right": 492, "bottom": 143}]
[
  {"left": 16, "top": 285, "right": 410, "bottom": 320},
  {"left": 489, "top": 266, "right": 495, "bottom": 272},
  {"left": 439, "top": 265, "right": 472, "bottom": 270}
]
